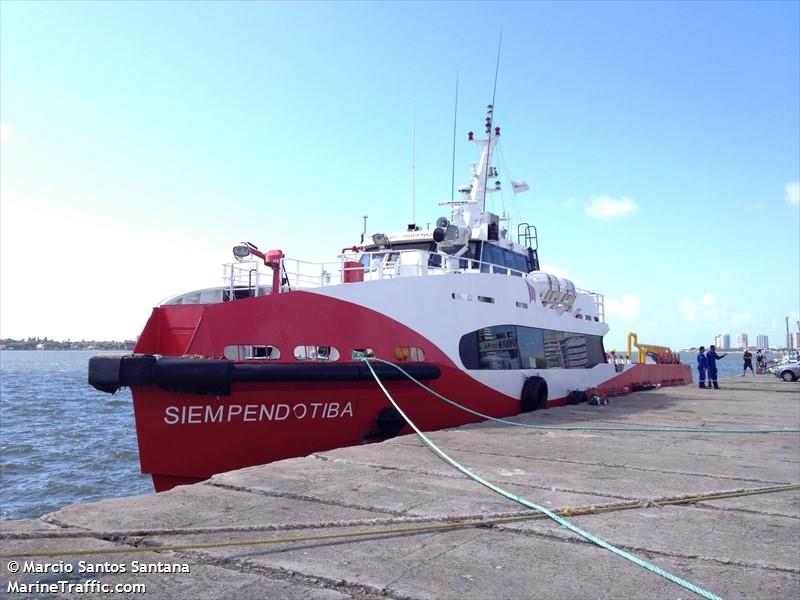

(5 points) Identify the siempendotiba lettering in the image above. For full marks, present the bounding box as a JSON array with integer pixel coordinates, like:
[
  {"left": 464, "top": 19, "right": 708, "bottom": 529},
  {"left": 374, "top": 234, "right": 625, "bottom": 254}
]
[{"left": 164, "top": 401, "right": 354, "bottom": 425}]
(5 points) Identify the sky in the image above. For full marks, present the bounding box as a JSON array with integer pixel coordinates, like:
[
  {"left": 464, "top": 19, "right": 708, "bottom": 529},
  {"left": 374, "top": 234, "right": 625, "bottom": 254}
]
[{"left": 1, "top": 0, "right": 798, "bottom": 350}]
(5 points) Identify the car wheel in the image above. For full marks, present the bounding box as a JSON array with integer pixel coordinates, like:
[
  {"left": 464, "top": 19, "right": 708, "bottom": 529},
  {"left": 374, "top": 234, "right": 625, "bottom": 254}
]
[{"left": 781, "top": 370, "right": 796, "bottom": 382}]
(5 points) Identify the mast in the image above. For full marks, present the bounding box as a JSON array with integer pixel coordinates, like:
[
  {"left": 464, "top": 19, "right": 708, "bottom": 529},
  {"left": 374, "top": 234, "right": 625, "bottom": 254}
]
[
  {"left": 411, "top": 103, "right": 416, "bottom": 226},
  {"left": 469, "top": 105, "right": 500, "bottom": 212}
]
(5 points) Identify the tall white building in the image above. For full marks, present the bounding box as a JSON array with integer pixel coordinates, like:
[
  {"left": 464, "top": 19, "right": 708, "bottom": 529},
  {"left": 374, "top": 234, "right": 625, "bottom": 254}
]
[
  {"left": 794, "top": 332, "right": 800, "bottom": 349},
  {"left": 756, "top": 334, "right": 769, "bottom": 349},
  {"left": 714, "top": 334, "right": 724, "bottom": 349},
  {"left": 737, "top": 333, "right": 749, "bottom": 349}
]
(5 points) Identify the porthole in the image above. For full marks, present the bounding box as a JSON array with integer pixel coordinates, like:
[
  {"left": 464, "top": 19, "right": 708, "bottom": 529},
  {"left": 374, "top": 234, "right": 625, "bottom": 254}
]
[
  {"left": 224, "top": 345, "right": 280, "bottom": 360},
  {"left": 394, "top": 346, "right": 425, "bottom": 361},
  {"left": 294, "top": 345, "right": 340, "bottom": 361}
]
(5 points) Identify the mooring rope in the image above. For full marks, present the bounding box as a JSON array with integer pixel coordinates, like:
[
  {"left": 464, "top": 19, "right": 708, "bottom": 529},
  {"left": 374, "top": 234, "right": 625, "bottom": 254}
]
[
  {"left": 367, "top": 357, "right": 800, "bottom": 434},
  {"left": 362, "top": 359, "right": 725, "bottom": 600},
  {"left": 2, "top": 484, "right": 797, "bottom": 560}
]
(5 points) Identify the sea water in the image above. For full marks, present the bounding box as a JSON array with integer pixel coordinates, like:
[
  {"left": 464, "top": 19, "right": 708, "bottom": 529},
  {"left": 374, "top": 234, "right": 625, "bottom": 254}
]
[
  {"left": 0, "top": 351, "right": 152, "bottom": 520},
  {"left": 0, "top": 348, "right": 783, "bottom": 521}
]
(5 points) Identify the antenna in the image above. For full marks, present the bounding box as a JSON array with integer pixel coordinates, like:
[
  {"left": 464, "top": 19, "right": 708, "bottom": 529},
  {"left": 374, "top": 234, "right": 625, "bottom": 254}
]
[
  {"left": 450, "top": 72, "right": 459, "bottom": 204},
  {"left": 411, "top": 103, "right": 416, "bottom": 226},
  {"left": 481, "top": 31, "right": 503, "bottom": 211}
]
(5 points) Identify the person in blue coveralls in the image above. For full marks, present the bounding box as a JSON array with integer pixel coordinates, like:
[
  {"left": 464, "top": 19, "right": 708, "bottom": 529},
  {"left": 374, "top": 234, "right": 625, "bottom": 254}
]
[
  {"left": 696, "top": 346, "right": 707, "bottom": 388},
  {"left": 706, "top": 345, "right": 728, "bottom": 389}
]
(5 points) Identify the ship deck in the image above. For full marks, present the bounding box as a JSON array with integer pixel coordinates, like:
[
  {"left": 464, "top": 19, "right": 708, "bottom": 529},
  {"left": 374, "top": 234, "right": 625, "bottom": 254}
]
[{"left": 2, "top": 375, "right": 799, "bottom": 599}]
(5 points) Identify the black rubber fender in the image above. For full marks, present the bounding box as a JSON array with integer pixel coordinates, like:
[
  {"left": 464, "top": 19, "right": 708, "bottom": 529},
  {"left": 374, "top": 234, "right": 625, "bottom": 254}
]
[
  {"left": 153, "top": 357, "right": 232, "bottom": 396},
  {"left": 521, "top": 376, "right": 548, "bottom": 412},
  {"left": 88, "top": 355, "right": 155, "bottom": 394}
]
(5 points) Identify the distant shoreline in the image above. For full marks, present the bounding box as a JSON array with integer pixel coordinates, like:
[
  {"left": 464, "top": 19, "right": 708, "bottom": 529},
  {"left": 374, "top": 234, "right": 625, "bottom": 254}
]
[{"left": 0, "top": 339, "right": 135, "bottom": 351}]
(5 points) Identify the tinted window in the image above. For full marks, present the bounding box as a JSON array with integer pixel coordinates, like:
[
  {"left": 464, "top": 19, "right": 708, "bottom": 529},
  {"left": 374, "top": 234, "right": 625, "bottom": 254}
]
[
  {"left": 562, "top": 331, "right": 589, "bottom": 368},
  {"left": 460, "top": 326, "right": 605, "bottom": 370},
  {"left": 518, "top": 327, "right": 546, "bottom": 368},
  {"left": 543, "top": 330, "right": 566, "bottom": 368},
  {"left": 481, "top": 244, "right": 507, "bottom": 274},
  {"left": 477, "top": 325, "right": 520, "bottom": 369},
  {"left": 508, "top": 250, "right": 528, "bottom": 275},
  {"left": 458, "top": 331, "right": 480, "bottom": 369},
  {"left": 585, "top": 334, "right": 606, "bottom": 366}
]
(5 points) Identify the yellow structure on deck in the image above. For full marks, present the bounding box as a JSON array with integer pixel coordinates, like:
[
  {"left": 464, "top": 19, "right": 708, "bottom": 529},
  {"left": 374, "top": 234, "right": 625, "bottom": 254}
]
[{"left": 627, "top": 332, "right": 672, "bottom": 364}]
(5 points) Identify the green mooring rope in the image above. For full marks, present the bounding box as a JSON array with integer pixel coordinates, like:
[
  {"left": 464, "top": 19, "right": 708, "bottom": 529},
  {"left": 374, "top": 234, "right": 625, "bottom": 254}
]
[
  {"left": 367, "top": 357, "right": 800, "bottom": 434},
  {"left": 362, "top": 359, "right": 724, "bottom": 600}
]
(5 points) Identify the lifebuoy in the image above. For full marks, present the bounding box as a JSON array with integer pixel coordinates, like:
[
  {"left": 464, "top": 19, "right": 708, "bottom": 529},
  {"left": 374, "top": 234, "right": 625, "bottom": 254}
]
[{"left": 521, "top": 376, "right": 548, "bottom": 412}]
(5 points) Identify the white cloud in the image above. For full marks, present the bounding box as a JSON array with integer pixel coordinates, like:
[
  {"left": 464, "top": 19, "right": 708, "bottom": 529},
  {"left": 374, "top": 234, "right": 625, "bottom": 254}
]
[
  {"left": 786, "top": 182, "right": 799, "bottom": 207},
  {"left": 750, "top": 201, "right": 765, "bottom": 210},
  {"left": 585, "top": 195, "right": 638, "bottom": 220},
  {"left": 606, "top": 293, "right": 640, "bottom": 321},
  {"left": 0, "top": 123, "right": 15, "bottom": 143},
  {"left": 679, "top": 293, "right": 755, "bottom": 330},
  {"left": 680, "top": 298, "right": 697, "bottom": 321}
]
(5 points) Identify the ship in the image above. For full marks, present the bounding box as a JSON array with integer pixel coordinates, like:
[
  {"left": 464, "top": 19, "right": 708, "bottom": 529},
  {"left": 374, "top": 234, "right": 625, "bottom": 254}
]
[{"left": 89, "top": 104, "right": 691, "bottom": 492}]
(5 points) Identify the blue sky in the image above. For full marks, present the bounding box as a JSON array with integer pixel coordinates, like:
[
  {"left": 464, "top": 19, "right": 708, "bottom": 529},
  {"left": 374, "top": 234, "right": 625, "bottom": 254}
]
[{"left": 1, "top": 1, "right": 798, "bottom": 350}]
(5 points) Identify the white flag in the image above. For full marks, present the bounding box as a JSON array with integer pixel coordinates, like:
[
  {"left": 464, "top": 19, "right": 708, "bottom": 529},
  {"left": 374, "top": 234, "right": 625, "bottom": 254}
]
[{"left": 511, "top": 180, "right": 530, "bottom": 194}]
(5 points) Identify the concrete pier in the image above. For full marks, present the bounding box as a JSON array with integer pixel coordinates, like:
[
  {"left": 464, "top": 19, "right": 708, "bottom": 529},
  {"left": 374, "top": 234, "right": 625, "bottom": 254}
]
[{"left": 2, "top": 376, "right": 799, "bottom": 599}]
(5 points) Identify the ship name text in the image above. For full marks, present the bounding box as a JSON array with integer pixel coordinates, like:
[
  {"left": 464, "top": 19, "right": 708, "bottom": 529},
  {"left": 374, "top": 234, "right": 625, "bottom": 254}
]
[{"left": 163, "top": 401, "right": 354, "bottom": 425}]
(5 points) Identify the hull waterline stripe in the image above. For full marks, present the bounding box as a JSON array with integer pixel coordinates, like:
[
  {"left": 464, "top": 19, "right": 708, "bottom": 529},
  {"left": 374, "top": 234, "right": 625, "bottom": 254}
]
[
  {"left": 367, "top": 358, "right": 800, "bottom": 434},
  {"left": 362, "top": 359, "right": 724, "bottom": 600}
]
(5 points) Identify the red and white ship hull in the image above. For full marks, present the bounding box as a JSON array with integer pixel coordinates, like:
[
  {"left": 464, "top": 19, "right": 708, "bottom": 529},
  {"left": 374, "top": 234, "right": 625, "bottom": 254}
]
[
  {"left": 88, "top": 103, "right": 691, "bottom": 491},
  {"left": 91, "top": 273, "right": 689, "bottom": 492}
]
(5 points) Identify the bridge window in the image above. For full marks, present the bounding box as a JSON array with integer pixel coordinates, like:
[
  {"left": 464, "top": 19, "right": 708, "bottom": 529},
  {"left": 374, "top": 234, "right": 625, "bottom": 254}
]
[{"left": 480, "top": 244, "right": 528, "bottom": 276}]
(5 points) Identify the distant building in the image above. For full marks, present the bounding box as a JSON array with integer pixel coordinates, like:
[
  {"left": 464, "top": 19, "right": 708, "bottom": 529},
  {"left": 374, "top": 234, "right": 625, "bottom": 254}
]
[
  {"left": 737, "top": 333, "right": 749, "bottom": 349},
  {"left": 794, "top": 332, "right": 800, "bottom": 349},
  {"left": 714, "top": 334, "right": 730, "bottom": 350},
  {"left": 756, "top": 334, "right": 769, "bottom": 349}
]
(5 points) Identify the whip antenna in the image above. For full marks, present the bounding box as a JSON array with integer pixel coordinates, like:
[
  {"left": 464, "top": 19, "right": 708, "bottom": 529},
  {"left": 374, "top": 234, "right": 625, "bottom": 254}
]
[
  {"left": 481, "top": 31, "right": 503, "bottom": 211},
  {"left": 491, "top": 31, "right": 502, "bottom": 108},
  {"left": 411, "top": 102, "right": 416, "bottom": 226},
  {"left": 450, "top": 72, "right": 459, "bottom": 203}
]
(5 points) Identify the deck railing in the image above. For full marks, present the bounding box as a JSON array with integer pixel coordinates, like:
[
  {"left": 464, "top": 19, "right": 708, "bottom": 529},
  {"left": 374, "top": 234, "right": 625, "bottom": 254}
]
[{"left": 218, "top": 248, "right": 605, "bottom": 322}]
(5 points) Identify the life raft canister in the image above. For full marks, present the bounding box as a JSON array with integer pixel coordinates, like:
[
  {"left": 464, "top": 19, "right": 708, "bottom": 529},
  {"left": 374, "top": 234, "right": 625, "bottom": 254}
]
[{"left": 520, "top": 376, "right": 548, "bottom": 412}]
